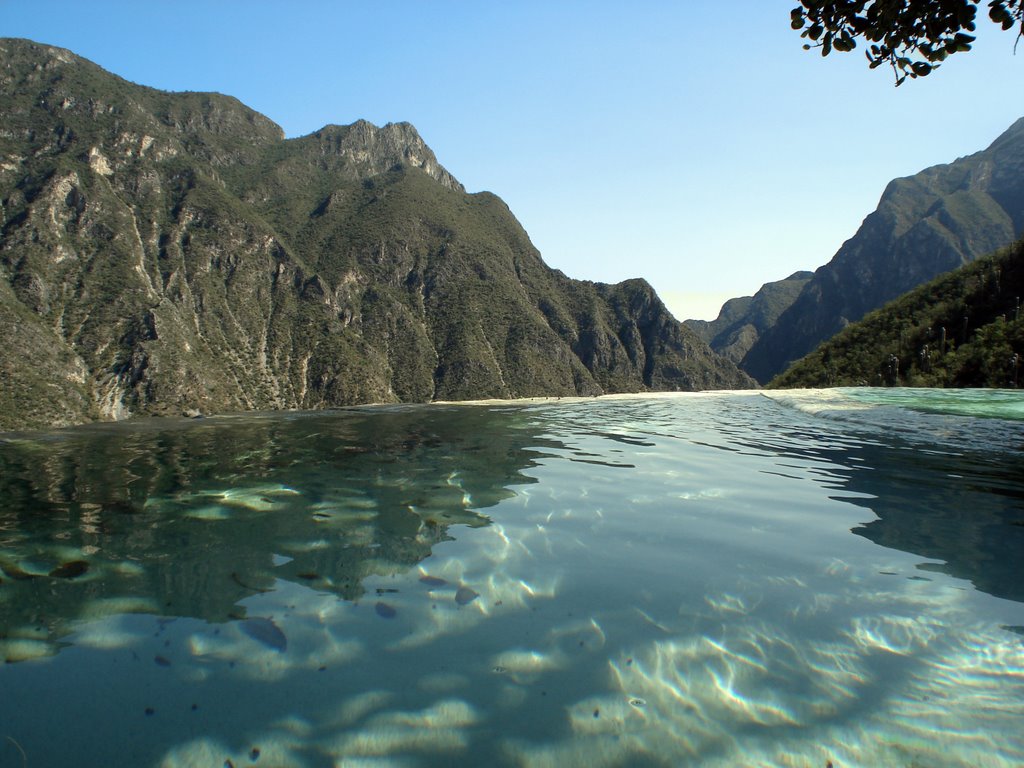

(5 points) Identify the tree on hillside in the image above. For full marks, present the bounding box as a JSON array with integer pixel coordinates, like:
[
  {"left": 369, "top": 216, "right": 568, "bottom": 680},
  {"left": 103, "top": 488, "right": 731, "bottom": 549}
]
[{"left": 791, "top": 0, "right": 1024, "bottom": 83}]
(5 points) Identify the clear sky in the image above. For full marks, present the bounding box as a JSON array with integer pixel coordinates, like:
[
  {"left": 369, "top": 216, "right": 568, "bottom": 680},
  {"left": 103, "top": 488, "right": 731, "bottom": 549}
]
[{"left": 4, "top": 1, "right": 1023, "bottom": 319}]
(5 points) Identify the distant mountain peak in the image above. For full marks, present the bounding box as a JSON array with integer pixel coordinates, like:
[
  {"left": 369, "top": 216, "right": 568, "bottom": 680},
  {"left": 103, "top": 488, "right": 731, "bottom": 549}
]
[{"left": 301, "top": 119, "right": 464, "bottom": 192}]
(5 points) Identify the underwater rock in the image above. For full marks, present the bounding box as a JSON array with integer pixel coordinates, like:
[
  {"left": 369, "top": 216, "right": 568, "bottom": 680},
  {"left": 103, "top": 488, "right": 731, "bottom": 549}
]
[
  {"left": 49, "top": 560, "right": 89, "bottom": 579},
  {"left": 239, "top": 617, "right": 287, "bottom": 652},
  {"left": 455, "top": 586, "right": 479, "bottom": 605}
]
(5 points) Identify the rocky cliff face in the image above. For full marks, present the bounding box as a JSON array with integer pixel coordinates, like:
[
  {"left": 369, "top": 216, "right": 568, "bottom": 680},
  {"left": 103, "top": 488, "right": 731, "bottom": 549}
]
[
  {"left": 0, "top": 39, "right": 751, "bottom": 430},
  {"left": 738, "top": 118, "right": 1024, "bottom": 383}
]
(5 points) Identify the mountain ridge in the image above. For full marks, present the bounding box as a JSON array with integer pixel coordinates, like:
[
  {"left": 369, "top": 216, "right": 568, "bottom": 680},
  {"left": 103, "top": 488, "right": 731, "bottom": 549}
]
[
  {"left": 0, "top": 38, "right": 751, "bottom": 431},
  {"left": 694, "top": 118, "right": 1024, "bottom": 383}
]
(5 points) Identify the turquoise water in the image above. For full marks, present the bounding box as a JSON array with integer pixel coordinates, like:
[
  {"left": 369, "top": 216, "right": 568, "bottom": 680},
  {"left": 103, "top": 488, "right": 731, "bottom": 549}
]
[{"left": 0, "top": 389, "right": 1022, "bottom": 767}]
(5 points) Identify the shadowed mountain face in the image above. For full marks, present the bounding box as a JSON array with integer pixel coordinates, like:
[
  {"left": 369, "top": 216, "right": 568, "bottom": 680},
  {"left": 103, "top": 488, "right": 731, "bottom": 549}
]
[
  {"left": 685, "top": 271, "right": 813, "bottom": 365},
  {"left": 770, "top": 240, "right": 1024, "bottom": 389},
  {"left": 730, "top": 118, "right": 1024, "bottom": 383},
  {"left": 0, "top": 39, "right": 751, "bottom": 430}
]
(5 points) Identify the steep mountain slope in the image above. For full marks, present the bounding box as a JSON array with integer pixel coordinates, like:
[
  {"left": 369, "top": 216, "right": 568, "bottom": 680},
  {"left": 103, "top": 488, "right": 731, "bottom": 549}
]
[
  {"left": 771, "top": 239, "right": 1024, "bottom": 389},
  {"left": 740, "top": 118, "right": 1024, "bottom": 383},
  {"left": 0, "top": 39, "right": 751, "bottom": 430},
  {"left": 685, "top": 271, "right": 813, "bottom": 364}
]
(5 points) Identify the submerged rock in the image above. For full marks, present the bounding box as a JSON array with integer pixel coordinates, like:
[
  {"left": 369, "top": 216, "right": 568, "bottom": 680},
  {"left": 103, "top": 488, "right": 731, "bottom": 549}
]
[
  {"left": 239, "top": 617, "right": 287, "bottom": 652},
  {"left": 49, "top": 560, "right": 89, "bottom": 579}
]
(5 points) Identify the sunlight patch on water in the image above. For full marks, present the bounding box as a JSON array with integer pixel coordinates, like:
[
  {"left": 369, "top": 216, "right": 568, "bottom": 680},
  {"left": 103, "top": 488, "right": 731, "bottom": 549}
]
[
  {"left": 144, "top": 484, "right": 303, "bottom": 516},
  {"left": 592, "top": 626, "right": 1023, "bottom": 767},
  {"left": 0, "top": 637, "right": 57, "bottom": 662},
  {"left": 845, "top": 613, "right": 942, "bottom": 655},
  {"left": 384, "top": 568, "right": 560, "bottom": 651},
  {"left": 704, "top": 590, "right": 759, "bottom": 616},
  {"left": 159, "top": 735, "right": 304, "bottom": 768},
  {"left": 79, "top": 595, "right": 160, "bottom": 619},
  {"left": 183, "top": 505, "right": 232, "bottom": 520},
  {"left": 72, "top": 616, "right": 150, "bottom": 650},
  {"left": 321, "top": 699, "right": 480, "bottom": 759},
  {"left": 570, "top": 578, "right": 1024, "bottom": 767}
]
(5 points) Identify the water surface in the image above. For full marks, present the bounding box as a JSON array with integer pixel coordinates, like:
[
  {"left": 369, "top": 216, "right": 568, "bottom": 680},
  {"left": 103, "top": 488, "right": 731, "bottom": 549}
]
[{"left": 1, "top": 390, "right": 1022, "bottom": 767}]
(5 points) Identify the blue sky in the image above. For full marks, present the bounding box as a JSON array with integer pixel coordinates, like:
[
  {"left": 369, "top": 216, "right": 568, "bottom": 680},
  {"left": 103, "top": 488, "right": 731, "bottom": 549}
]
[{"left": 4, "top": 1, "right": 1023, "bottom": 319}]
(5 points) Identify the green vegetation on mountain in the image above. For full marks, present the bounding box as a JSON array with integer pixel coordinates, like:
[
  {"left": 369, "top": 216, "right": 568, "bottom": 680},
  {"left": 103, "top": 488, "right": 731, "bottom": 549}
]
[
  {"left": 770, "top": 238, "right": 1024, "bottom": 388},
  {"left": 0, "top": 39, "right": 751, "bottom": 431}
]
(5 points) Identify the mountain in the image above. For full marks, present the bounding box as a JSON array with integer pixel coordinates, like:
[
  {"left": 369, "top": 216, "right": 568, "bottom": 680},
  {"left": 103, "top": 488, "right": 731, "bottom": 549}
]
[
  {"left": 770, "top": 239, "right": 1024, "bottom": 388},
  {"left": 0, "top": 39, "right": 752, "bottom": 431},
  {"left": 735, "top": 118, "right": 1024, "bottom": 383},
  {"left": 685, "top": 271, "right": 813, "bottom": 364}
]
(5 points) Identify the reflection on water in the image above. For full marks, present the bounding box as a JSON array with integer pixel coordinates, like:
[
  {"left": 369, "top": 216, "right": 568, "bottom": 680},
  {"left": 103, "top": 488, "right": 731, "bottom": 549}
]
[
  {"left": 0, "top": 406, "right": 555, "bottom": 658},
  {"left": 0, "top": 391, "right": 1022, "bottom": 767},
  {"left": 760, "top": 388, "right": 1024, "bottom": 602}
]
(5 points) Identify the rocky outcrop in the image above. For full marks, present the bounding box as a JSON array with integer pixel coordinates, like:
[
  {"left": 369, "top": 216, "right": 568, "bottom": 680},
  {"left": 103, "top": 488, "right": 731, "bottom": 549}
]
[
  {"left": 298, "top": 121, "right": 465, "bottom": 192},
  {"left": 0, "top": 38, "right": 751, "bottom": 430}
]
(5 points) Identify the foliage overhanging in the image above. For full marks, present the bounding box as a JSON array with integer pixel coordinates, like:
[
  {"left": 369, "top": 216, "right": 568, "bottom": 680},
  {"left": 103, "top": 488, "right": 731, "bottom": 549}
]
[{"left": 791, "top": 0, "right": 1024, "bottom": 83}]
